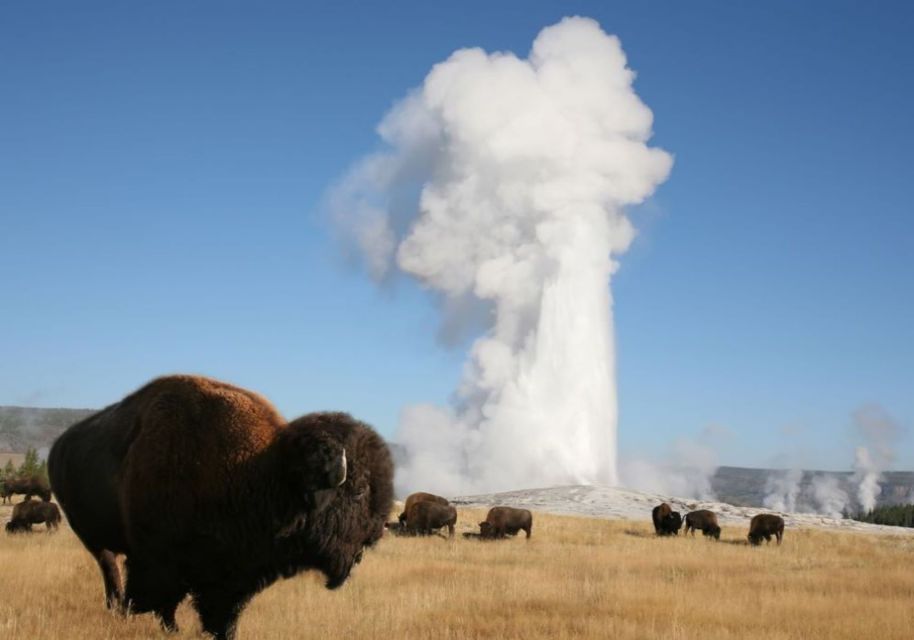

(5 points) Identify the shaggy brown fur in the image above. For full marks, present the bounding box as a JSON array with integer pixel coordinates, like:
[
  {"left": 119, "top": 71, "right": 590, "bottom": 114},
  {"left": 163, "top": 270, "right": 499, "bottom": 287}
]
[
  {"left": 398, "top": 492, "right": 449, "bottom": 525},
  {"left": 404, "top": 501, "right": 457, "bottom": 537},
  {"left": 748, "top": 513, "right": 785, "bottom": 546},
  {"left": 652, "top": 503, "right": 671, "bottom": 535},
  {"left": 6, "top": 498, "right": 61, "bottom": 533},
  {"left": 0, "top": 475, "right": 51, "bottom": 503},
  {"left": 49, "top": 375, "right": 393, "bottom": 640},
  {"left": 479, "top": 506, "right": 533, "bottom": 539},
  {"left": 684, "top": 510, "right": 721, "bottom": 540}
]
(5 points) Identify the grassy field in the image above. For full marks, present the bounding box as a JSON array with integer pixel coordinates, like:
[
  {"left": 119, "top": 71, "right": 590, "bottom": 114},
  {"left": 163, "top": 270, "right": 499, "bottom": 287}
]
[{"left": 1, "top": 504, "right": 913, "bottom": 639}]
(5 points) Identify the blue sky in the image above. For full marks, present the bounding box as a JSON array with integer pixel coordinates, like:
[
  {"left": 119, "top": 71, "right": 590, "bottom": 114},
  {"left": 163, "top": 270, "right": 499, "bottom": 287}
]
[{"left": 1, "top": 1, "right": 911, "bottom": 471}]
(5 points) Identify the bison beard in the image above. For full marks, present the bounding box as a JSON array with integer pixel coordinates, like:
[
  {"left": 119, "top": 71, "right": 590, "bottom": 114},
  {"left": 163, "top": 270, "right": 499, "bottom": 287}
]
[{"left": 48, "top": 375, "right": 394, "bottom": 640}]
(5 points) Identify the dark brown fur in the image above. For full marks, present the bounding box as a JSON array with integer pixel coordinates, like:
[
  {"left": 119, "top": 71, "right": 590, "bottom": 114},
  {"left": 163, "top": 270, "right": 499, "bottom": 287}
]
[
  {"left": 748, "top": 513, "right": 784, "bottom": 546},
  {"left": 652, "top": 503, "right": 683, "bottom": 536},
  {"left": 652, "top": 502, "right": 672, "bottom": 533},
  {"left": 478, "top": 506, "right": 533, "bottom": 539},
  {"left": 6, "top": 498, "right": 61, "bottom": 533},
  {"left": 652, "top": 503, "right": 682, "bottom": 536},
  {"left": 1, "top": 475, "right": 51, "bottom": 503},
  {"left": 684, "top": 509, "right": 720, "bottom": 539},
  {"left": 404, "top": 500, "right": 457, "bottom": 537},
  {"left": 49, "top": 375, "right": 394, "bottom": 640},
  {"left": 398, "top": 492, "right": 449, "bottom": 525}
]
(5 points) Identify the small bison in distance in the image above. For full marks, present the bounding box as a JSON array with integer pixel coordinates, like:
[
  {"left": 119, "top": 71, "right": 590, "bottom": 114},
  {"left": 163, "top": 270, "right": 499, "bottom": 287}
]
[
  {"left": 404, "top": 501, "right": 457, "bottom": 537},
  {"left": 652, "top": 503, "right": 682, "bottom": 536},
  {"left": 479, "top": 506, "right": 533, "bottom": 539},
  {"left": 748, "top": 514, "right": 785, "bottom": 546},
  {"left": 5, "top": 498, "right": 61, "bottom": 533},
  {"left": 0, "top": 475, "right": 51, "bottom": 503},
  {"left": 398, "top": 491, "right": 450, "bottom": 525},
  {"left": 49, "top": 375, "right": 394, "bottom": 640},
  {"left": 684, "top": 510, "right": 721, "bottom": 540}
]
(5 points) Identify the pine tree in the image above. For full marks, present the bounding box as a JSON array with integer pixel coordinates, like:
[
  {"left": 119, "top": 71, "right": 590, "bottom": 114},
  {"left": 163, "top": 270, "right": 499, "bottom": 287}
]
[{"left": 18, "top": 447, "right": 41, "bottom": 478}]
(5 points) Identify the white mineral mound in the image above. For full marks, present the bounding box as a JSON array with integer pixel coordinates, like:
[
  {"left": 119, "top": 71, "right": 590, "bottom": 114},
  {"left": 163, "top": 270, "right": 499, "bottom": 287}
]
[{"left": 450, "top": 484, "right": 914, "bottom": 536}]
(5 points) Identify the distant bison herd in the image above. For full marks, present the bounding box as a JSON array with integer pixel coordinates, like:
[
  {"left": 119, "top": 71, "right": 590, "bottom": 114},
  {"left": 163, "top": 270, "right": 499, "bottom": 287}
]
[
  {"left": 385, "top": 493, "right": 532, "bottom": 541},
  {"left": 651, "top": 502, "right": 785, "bottom": 546},
  {"left": 0, "top": 375, "right": 792, "bottom": 639}
]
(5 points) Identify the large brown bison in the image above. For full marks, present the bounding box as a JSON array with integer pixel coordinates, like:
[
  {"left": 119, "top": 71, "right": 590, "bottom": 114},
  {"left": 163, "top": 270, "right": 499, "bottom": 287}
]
[
  {"left": 683, "top": 510, "right": 721, "bottom": 540},
  {"left": 48, "top": 375, "right": 394, "bottom": 640},
  {"left": 398, "top": 491, "right": 449, "bottom": 525},
  {"left": 5, "top": 498, "right": 61, "bottom": 533},
  {"left": 748, "top": 514, "right": 785, "bottom": 546},
  {"left": 478, "top": 506, "right": 532, "bottom": 539},
  {"left": 0, "top": 475, "right": 51, "bottom": 503},
  {"left": 404, "top": 500, "right": 457, "bottom": 537},
  {"left": 652, "top": 503, "right": 682, "bottom": 536}
]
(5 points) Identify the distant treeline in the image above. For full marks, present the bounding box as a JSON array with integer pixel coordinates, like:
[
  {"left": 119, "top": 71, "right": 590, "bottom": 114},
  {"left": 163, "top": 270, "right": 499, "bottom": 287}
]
[
  {"left": 0, "top": 447, "right": 48, "bottom": 484},
  {"left": 853, "top": 504, "right": 914, "bottom": 528}
]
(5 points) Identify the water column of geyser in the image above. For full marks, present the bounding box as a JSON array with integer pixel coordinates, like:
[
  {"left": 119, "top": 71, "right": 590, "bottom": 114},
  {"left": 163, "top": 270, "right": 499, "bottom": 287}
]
[{"left": 331, "top": 17, "right": 672, "bottom": 495}]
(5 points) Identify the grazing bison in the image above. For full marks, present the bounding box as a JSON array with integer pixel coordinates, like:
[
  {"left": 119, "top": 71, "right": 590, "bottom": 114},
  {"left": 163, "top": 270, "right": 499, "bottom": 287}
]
[
  {"left": 6, "top": 498, "right": 61, "bottom": 533},
  {"left": 404, "top": 500, "right": 457, "bottom": 537},
  {"left": 652, "top": 503, "right": 682, "bottom": 536},
  {"left": 0, "top": 475, "right": 51, "bottom": 503},
  {"left": 398, "top": 491, "right": 449, "bottom": 525},
  {"left": 478, "top": 506, "right": 533, "bottom": 539},
  {"left": 684, "top": 510, "right": 721, "bottom": 540},
  {"left": 49, "top": 375, "right": 393, "bottom": 640},
  {"left": 748, "top": 514, "right": 785, "bottom": 546}
]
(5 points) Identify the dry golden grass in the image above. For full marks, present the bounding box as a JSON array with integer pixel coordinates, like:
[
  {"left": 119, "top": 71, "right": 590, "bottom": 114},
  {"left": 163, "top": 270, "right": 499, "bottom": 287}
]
[{"left": 1, "top": 504, "right": 913, "bottom": 639}]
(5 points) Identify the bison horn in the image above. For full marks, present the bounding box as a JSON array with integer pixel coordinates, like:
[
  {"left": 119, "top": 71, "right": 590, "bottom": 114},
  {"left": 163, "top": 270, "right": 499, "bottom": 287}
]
[{"left": 334, "top": 449, "right": 347, "bottom": 486}]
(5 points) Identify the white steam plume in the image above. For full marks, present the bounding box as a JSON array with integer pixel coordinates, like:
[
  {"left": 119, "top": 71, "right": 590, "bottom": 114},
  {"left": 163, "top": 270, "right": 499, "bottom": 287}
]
[
  {"left": 618, "top": 426, "right": 723, "bottom": 499},
  {"left": 331, "top": 17, "right": 672, "bottom": 495},
  {"left": 851, "top": 404, "right": 901, "bottom": 512},
  {"left": 810, "top": 474, "right": 849, "bottom": 519},
  {"left": 763, "top": 468, "right": 803, "bottom": 513}
]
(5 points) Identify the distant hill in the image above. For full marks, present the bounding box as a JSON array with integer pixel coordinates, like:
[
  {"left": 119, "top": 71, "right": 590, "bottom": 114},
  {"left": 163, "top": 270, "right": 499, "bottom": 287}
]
[{"left": 0, "top": 406, "right": 95, "bottom": 452}]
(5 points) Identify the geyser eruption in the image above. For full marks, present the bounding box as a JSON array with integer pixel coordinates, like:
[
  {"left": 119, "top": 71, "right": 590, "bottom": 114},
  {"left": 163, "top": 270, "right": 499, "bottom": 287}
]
[{"left": 331, "top": 17, "right": 672, "bottom": 495}]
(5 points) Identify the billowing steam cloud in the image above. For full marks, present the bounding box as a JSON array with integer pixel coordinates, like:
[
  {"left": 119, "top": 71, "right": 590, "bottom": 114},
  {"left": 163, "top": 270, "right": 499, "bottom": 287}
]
[
  {"left": 851, "top": 404, "right": 901, "bottom": 512},
  {"left": 810, "top": 474, "right": 849, "bottom": 519},
  {"left": 331, "top": 17, "right": 672, "bottom": 495},
  {"left": 618, "top": 425, "right": 725, "bottom": 499},
  {"left": 760, "top": 404, "right": 904, "bottom": 517},
  {"left": 763, "top": 468, "right": 803, "bottom": 513}
]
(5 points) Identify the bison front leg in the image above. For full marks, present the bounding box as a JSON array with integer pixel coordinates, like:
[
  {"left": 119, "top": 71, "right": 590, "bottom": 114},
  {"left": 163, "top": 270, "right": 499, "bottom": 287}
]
[
  {"left": 123, "top": 556, "right": 186, "bottom": 632},
  {"left": 193, "top": 588, "right": 250, "bottom": 640}
]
